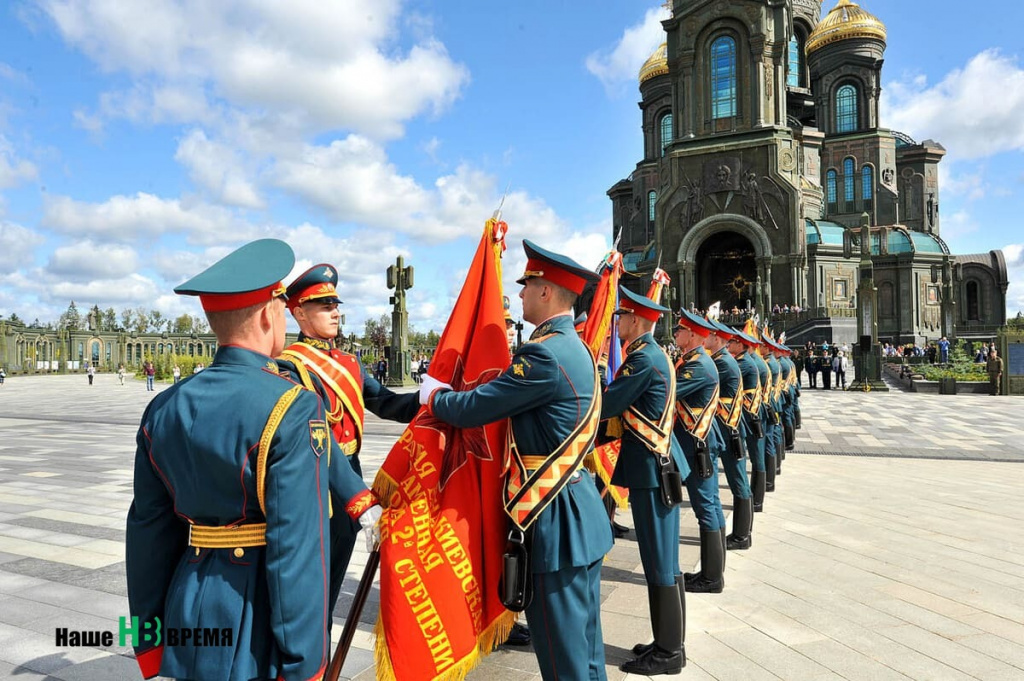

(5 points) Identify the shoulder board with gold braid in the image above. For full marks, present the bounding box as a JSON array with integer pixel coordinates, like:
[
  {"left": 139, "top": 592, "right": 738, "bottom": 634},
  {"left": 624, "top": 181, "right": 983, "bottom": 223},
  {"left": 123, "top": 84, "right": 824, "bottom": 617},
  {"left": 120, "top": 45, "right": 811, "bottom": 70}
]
[
  {"left": 280, "top": 343, "right": 365, "bottom": 444},
  {"left": 256, "top": 385, "right": 308, "bottom": 516},
  {"left": 675, "top": 382, "right": 720, "bottom": 442},
  {"left": 504, "top": 357, "right": 601, "bottom": 531},
  {"left": 527, "top": 333, "right": 558, "bottom": 345},
  {"left": 622, "top": 347, "right": 676, "bottom": 457}
]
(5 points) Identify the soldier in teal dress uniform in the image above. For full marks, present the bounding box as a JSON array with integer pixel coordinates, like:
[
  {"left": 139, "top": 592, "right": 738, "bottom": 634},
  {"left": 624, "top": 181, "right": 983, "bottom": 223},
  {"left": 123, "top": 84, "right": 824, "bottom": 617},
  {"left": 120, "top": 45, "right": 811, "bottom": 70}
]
[
  {"left": 421, "top": 240, "right": 613, "bottom": 681},
  {"left": 749, "top": 340, "right": 773, "bottom": 512},
  {"left": 762, "top": 341, "right": 782, "bottom": 493},
  {"left": 673, "top": 309, "right": 727, "bottom": 594},
  {"left": 705, "top": 319, "right": 753, "bottom": 552},
  {"left": 778, "top": 345, "right": 798, "bottom": 455},
  {"left": 125, "top": 240, "right": 382, "bottom": 681},
  {"left": 600, "top": 287, "right": 687, "bottom": 675},
  {"left": 279, "top": 264, "right": 419, "bottom": 621},
  {"left": 726, "top": 326, "right": 766, "bottom": 531}
]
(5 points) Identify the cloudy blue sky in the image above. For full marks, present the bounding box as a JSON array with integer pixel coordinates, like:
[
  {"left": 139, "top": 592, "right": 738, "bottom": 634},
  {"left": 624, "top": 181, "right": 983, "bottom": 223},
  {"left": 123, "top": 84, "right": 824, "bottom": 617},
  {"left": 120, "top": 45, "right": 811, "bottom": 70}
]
[{"left": 0, "top": 0, "right": 1021, "bottom": 335}]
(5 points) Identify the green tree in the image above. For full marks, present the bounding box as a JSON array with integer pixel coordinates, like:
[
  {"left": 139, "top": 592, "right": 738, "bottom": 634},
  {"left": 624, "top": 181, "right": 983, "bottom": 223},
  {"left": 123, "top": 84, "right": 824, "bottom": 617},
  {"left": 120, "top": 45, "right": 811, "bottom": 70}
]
[
  {"left": 103, "top": 307, "right": 117, "bottom": 331},
  {"left": 120, "top": 307, "right": 135, "bottom": 331},
  {"left": 31, "top": 318, "right": 41, "bottom": 328},
  {"left": 8, "top": 312, "right": 24, "bottom": 325},
  {"left": 148, "top": 309, "right": 165, "bottom": 334},
  {"left": 364, "top": 313, "right": 390, "bottom": 355},
  {"left": 172, "top": 313, "right": 201, "bottom": 334},
  {"left": 58, "top": 301, "right": 81, "bottom": 330}
]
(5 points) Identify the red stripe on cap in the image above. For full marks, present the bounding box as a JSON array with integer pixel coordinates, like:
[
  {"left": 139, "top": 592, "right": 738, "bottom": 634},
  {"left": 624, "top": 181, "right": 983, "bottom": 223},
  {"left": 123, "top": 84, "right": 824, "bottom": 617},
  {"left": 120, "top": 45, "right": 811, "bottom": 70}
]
[
  {"left": 200, "top": 282, "right": 281, "bottom": 312},
  {"left": 676, "top": 318, "right": 711, "bottom": 337},
  {"left": 621, "top": 305, "right": 661, "bottom": 322},
  {"left": 286, "top": 282, "right": 338, "bottom": 310},
  {"left": 524, "top": 257, "right": 588, "bottom": 295}
]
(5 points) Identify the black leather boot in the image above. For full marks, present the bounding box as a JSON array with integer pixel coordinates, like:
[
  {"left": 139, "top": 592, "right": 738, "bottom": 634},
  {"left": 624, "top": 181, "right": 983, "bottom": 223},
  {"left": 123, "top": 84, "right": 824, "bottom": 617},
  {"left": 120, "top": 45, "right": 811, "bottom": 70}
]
[
  {"left": 727, "top": 496, "right": 752, "bottom": 550},
  {"left": 622, "top": 584, "right": 684, "bottom": 675},
  {"left": 685, "top": 530, "right": 725, "bottom": 593},
  {"left": 784, "top": 423, "right": 795, "bottom": 451},
  {"left": 766, "top": 455, "right": 776, "bottom": 492},
  {"left": 751, "top": 469, "right": 766, "bottom": 512}
]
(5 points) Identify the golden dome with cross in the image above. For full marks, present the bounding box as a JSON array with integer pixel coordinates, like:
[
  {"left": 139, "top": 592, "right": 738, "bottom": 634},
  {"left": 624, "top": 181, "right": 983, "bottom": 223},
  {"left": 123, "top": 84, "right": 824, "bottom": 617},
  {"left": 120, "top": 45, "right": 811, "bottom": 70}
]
[{"left": 806, "top": 0, "right": 886, "bottom": 54}]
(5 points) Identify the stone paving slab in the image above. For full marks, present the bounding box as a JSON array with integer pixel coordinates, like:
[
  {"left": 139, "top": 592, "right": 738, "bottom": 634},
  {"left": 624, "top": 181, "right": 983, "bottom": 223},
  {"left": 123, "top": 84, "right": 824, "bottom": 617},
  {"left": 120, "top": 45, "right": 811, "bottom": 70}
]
[{"left": 0, "top": 374, "right": 1022, "bottom": 680}]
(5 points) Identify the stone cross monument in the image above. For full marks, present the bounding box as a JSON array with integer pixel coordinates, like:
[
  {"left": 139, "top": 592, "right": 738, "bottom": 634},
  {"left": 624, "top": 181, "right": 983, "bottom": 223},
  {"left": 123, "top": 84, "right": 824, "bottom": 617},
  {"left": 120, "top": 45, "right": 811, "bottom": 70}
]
[
  {"left": 849, "top": 213, "right": 888, "bottom": 391},
  {"left": 385, "top": 256, "right": 415, "bottom": 386}
]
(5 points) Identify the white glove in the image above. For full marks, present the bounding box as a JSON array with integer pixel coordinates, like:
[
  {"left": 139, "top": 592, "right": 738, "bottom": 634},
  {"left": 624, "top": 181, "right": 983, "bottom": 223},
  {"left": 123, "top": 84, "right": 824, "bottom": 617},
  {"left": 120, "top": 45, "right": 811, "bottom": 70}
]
[
  {"left": 418, "top": 374, "right": 453, "bottom": 405},
  {"left": 358, "top": 504, "right": 383, "bottom": 552}
]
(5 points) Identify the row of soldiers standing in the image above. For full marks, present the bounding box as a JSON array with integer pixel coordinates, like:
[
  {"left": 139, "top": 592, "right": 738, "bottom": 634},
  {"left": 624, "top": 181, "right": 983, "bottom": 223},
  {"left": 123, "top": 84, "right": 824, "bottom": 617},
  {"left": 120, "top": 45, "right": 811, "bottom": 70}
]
[
  {"left": 124, "top": 237, "right": 800, "bottom": 681},
  {"left": 594, "top": 290, "right": 800, "bottom": 675}
]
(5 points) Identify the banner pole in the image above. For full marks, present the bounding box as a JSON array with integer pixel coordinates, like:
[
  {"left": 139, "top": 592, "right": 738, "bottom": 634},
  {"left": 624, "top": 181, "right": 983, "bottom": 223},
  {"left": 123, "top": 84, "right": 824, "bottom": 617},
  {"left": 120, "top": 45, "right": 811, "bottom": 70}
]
[{"left": 324, "top": 544, "right": 381, "bottom": 681}]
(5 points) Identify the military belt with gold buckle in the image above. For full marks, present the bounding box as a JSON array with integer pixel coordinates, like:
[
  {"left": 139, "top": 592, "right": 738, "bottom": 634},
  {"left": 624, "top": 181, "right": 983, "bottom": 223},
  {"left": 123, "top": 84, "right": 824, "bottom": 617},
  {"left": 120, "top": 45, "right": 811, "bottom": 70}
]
[{"left": 188, "top": 523, "right": 267, "bottom": 549}]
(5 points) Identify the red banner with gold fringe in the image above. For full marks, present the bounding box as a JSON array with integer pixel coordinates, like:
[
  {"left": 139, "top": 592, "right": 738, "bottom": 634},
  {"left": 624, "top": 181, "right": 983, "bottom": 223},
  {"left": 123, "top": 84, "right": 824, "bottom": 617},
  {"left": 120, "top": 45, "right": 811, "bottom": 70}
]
[{"left": 372, "top": 218, "right": 514, "bottom": 681}]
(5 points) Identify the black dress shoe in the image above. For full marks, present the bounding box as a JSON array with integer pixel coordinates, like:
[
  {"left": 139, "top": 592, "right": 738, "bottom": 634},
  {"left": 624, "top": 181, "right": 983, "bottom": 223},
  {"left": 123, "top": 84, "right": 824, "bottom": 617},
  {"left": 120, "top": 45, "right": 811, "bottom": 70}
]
[
  {"left": 620, "top": 646, "right": 684, "bottom": 675},
  {"left": 684, "top": 575, "right": 724, "bottom": 593},
  {"left": 766, "top": 481, "right": 775, "bottom": 493},
  {"left": 753, "top": 502, "right": 763, "bottom": 512},
  {"left": 726, "top": 534, "right": 751, "bottom": 550},
  {"left": 631, "top": 641, "right": 654, "bottom": 656},
  {"left": 612, "top": 520, "right": 630, "bottom": 538},
  {"left": 504, "top": 622, "right": 531, "bottom": 646}
]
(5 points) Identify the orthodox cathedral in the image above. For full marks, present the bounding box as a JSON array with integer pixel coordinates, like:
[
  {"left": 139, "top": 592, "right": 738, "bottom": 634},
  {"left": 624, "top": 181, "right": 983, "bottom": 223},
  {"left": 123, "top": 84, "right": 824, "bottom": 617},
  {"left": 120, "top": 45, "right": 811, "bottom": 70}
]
[{"left": 609, "top": 0, "right": 1008, "bottom": 345}]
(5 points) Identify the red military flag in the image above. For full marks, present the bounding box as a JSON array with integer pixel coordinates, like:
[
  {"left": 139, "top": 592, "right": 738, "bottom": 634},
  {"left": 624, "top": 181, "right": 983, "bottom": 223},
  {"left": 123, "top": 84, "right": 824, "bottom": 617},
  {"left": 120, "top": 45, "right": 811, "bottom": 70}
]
[
  {"left": 372, "top": 218, "right": 515, "bottom": 680},
  {"left": 580, "top": 250, "right": 629, "bottom": 508},
  {"left": 647, "top": 267, "right": 671, "bottom": 305}
]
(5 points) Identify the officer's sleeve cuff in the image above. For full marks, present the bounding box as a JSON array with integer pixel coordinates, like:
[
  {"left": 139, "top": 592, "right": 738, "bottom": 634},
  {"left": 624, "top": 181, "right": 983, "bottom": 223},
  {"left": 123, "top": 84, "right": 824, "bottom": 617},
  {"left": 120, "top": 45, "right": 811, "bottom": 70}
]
[
  {"left": 135, "top": 645, "right": 163, "bottom": 679},
  {"left": 345, "top": 489, "right": 377, "bottom": 520},
  {"left": 424, "top": 387, "right": 450, "bottom": 418}
]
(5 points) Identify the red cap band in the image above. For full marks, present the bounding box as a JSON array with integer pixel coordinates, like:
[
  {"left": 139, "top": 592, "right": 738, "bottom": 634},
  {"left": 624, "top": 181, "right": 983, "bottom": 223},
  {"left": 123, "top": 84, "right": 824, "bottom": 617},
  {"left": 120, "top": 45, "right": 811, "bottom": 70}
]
[
  {"left": 200, "top": 282, "right": 282, "bottom": 312},
  {"left": 523, "top": 258, "right": 588, "bottom": 295}
]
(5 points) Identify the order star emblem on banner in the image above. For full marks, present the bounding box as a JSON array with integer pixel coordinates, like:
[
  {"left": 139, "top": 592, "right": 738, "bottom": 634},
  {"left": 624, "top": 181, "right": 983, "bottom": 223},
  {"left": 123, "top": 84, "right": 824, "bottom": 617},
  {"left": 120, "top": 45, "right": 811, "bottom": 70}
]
[{"left": 417, "top": 356, "right": 503, "bottom": 490}]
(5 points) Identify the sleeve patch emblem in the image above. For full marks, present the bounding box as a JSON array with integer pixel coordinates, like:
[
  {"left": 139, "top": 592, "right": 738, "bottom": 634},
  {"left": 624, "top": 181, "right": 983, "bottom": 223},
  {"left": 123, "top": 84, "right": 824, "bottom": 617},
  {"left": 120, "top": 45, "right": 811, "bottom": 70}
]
[
  {"left": 309, "top": 420, "right": 329, "bottom": 458},
  {"left": 511, "top": 357, "right": 532, "bottom": 378}
]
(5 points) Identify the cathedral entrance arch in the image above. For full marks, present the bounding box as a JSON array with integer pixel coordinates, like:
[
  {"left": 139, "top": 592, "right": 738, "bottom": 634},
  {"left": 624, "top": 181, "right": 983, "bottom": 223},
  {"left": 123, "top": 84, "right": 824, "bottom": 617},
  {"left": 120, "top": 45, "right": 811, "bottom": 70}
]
[
  {"left": 676, "top": 215, "right": 772, "bottom": 311},
  {"left": 696, "top": 232, "right": 757, "bottom": 310}
]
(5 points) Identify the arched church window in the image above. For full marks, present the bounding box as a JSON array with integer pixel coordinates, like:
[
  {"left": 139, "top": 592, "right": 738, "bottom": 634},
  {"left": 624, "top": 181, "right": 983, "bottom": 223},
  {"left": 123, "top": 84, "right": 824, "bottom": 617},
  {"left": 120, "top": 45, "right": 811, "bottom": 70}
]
[
  {"left": 787, "top": 34, "right": 804, "bottom": 88},
  {"left": 966, "top": 281, "right": 980, "bottom": 321},
  {"left": 710, "top": 36, "right": 737, "bottom": 119},
  {"left": 826, "top": 170, "right": 837, "bottom": 213},
  {"left": 862, "top": 166, "right": 874, "bottom": 211},
  {"left": 843, "top": 158, "right": 855, "bottom": 208},
  {"left": 836, "top": 84, "right": 858, "bottom": 133},
  {"left": 660, "top": 113, "right": 673, "bottom": 156},
  {"left": 648, "top": 191, "right": 657, "bottom": 223}
]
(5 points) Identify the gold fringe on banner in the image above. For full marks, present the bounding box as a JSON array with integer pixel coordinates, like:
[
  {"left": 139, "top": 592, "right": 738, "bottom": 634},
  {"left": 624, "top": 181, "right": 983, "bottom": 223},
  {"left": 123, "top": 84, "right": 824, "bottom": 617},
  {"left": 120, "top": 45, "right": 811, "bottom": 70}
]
[{"left": 372, "top": 610, "right": 518, "bottom": 681}]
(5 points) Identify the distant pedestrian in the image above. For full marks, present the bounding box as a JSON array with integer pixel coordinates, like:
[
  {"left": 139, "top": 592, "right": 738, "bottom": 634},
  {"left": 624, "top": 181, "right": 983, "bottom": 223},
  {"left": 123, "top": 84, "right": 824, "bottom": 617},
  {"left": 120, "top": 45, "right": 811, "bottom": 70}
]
[
  {"left": 144, "top": 361, "right": 156, "bottom": 391},
  {"left": 87, "top": 364, "right": 95, "bottom": 386},
  {"left": 807, "top": 351, "right": 818, "bottom": 388},
  {"left": 172, "top": 365, "right": 181, "bottom": 384},
  {"left": 986, "top": 350, "right": 1003, "bottom": 396},
  {"left": 937, "top": 337, "right": 950, "bottom": 364},
  {"left": 833, "top": 351, "right": 848, "bottom": 390},
  {"left": 118, "top": 364, "right": 126, "bottom": 386},
  {"left": 0, "top": 367, "right": 6, "bottom": 385}
]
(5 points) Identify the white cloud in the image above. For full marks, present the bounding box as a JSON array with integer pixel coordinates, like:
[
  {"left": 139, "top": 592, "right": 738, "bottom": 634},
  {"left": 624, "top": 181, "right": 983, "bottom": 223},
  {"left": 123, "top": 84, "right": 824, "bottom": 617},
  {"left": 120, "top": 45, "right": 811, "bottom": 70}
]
[
  {"left": 41, "top": 0, "right": 469, "bottom": 140},
  {"left": 1004, "top": 243, "right": 1024, "bottom": 314},
  {"left": 0, "top": 221, "right": 45, "bottom": 269},
  {"left": 585, "top": 6, "right": 669, "bottom": 93},
  {"left": 174, "top": 129, "right": 264, "bottom": 209},
  {"left": 0, "top": 135, "right": 38, "bottom": 188},
  {"left": 938, "top": 163, "right": 986, "bottom": 201},
  {"left": 41, "top": 192, "right": 258, "bottom": 245},
  {"left": 46, "top": 240, "right": 139, "bottom": 281},
  {"left": 883, "top": 49, "right": 1024, "bottom": 159},
  {"left": 937, "top": 209, "right": 979, "bottom": 243},
  {"left": 271, "top": 135, "right": 432, "bottom": 229}
]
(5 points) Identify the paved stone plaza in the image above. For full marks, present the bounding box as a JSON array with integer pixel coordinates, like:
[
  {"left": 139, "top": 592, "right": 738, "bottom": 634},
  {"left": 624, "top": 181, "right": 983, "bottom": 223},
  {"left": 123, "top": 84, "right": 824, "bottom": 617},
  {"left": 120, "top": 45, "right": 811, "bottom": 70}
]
[{"left": 0, "top": 372, "right": 1022, "bottom": 680}]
